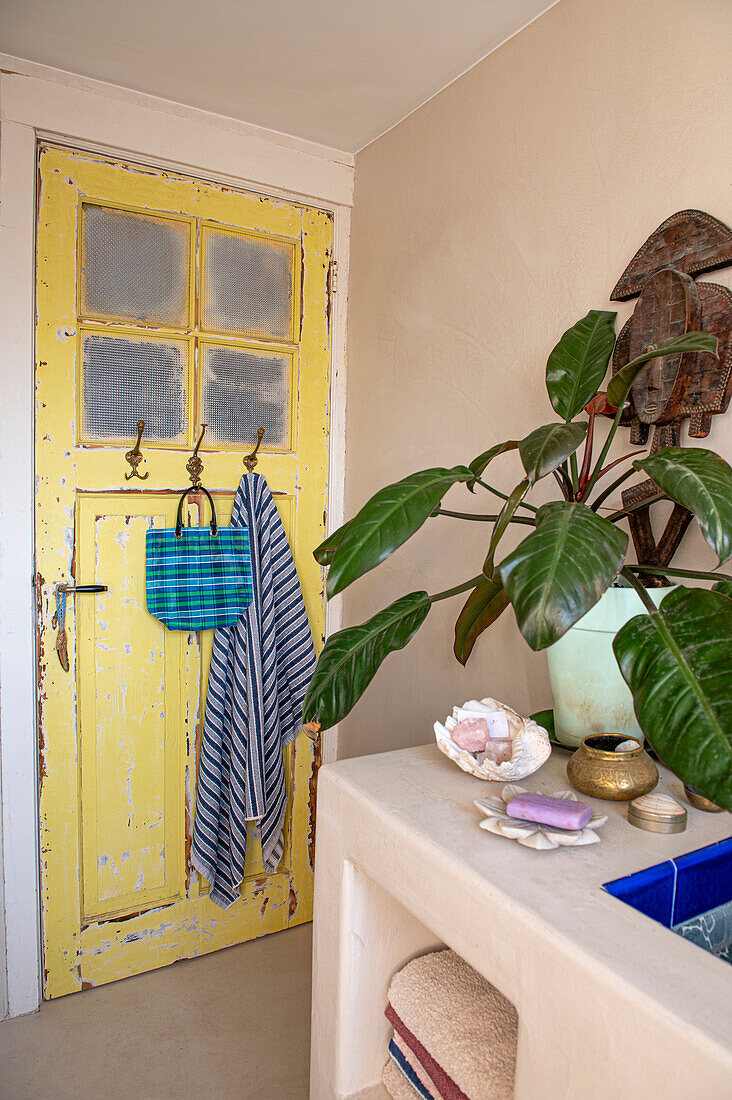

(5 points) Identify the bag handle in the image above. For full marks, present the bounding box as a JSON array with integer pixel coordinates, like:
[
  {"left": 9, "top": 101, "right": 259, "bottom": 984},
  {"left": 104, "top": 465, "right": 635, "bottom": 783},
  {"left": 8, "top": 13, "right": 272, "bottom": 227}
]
[{"left": 175, "top": 486, "right": 218, "bottom": 539}]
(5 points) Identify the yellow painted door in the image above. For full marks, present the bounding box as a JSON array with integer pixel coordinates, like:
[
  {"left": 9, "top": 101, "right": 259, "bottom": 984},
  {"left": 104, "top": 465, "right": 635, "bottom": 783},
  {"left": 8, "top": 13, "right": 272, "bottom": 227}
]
[{"left": 36, "top": 145, "right": 332, "bottom": 997}]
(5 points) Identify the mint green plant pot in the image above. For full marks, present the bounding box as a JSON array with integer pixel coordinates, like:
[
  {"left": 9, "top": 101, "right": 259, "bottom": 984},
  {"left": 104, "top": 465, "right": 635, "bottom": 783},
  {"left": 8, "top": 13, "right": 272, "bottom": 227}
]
[{"left": 546, "top": 586, "right": 672, "bottom": 748}]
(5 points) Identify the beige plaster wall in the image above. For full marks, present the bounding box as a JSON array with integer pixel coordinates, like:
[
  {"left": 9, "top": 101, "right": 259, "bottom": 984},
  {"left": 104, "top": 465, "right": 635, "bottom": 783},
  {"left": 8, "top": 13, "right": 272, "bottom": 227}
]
[{"left": 339, "top": 0, "right": 732, "bottom": 759}]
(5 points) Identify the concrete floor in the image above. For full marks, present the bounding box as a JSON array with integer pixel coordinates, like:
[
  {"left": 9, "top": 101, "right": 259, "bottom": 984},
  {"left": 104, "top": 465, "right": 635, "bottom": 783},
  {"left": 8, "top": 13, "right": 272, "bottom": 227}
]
[{"left": 0, "top": 923, "right": 312, "bottom": 1100}]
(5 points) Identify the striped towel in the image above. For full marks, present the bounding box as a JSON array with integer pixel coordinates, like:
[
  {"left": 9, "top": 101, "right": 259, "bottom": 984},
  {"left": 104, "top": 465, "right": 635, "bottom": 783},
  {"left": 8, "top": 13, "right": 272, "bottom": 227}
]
[
  {"left": 191, "top": 473, "right": 316, "bottom": 908},
  {"left": 385, "top": 1004, "right": 468, "bottom": 1100},
  {"left": 384, "top": 950, "right": 518, "bottom": 1100},
  {"left": 387, "top": 1034, "right": 437, "bottom": 1099}
]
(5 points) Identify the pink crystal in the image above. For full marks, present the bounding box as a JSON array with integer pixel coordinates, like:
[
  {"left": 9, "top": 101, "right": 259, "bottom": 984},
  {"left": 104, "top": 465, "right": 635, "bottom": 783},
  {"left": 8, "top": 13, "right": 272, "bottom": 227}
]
[
  {"left": 477, "top": 739, "right": 513, "bottom": 765},
  {"left": 451, "top": 717, "right": 490, "bottom": 752},
  {"left": 455, "top": 709, "right": 510, "bottom": 739}
]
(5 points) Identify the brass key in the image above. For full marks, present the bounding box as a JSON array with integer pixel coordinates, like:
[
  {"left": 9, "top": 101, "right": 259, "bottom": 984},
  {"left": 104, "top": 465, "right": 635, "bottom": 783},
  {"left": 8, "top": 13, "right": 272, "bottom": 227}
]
[{"left": 54, "top": 584, "right": 108, "bottom": 670}]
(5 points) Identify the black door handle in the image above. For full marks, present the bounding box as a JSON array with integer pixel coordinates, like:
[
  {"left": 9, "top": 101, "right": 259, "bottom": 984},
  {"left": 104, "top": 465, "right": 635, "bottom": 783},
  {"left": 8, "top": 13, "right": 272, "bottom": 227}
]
[{"left": 58, "top": 584, "right": 108, "bottom": 594}]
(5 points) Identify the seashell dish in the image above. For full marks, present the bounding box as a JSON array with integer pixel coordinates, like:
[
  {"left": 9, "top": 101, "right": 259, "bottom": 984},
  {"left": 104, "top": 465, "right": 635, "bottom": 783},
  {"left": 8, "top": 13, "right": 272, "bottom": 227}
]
[
  {"left": 475, "top": 784, "right": 608, "bottom": 850},
  {"left": 434, "top": 697, "right": 551, "bottom": 781}
]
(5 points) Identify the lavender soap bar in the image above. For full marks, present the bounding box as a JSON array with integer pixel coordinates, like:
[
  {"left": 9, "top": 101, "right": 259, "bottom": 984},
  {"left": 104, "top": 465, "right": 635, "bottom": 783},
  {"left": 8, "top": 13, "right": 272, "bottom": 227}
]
[{"left": 506, "top": 792, "right": 592, "bottom": 830}]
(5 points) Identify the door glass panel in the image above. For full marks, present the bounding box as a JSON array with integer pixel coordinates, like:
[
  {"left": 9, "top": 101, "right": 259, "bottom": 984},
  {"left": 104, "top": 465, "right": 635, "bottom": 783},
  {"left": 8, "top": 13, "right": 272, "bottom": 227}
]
[
  {"left": 200, "top": 341, "right": 293, "bottom": 449},
  {"left": 80, "top": 204, "right": 191, "bottom": 327},
  {"left": 80, "top": 331, "right": 189, "bottom": 444},
  {"left": 201, "top": 225, "right": 295, "bottom": 342}
]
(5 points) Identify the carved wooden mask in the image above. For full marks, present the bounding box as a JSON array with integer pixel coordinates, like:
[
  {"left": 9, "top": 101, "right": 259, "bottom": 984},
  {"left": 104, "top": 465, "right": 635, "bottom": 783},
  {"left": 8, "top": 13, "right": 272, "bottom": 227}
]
[{"left": 609, "top": 210, "right": 732, "bottom": 581}]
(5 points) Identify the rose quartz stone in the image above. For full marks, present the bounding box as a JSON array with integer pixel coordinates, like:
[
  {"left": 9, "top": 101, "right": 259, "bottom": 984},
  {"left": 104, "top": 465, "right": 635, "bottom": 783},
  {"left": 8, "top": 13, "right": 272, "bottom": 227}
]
[
  {"left": 451, "top": 717, "right": 490, "bottom": 752},
  {"left": 477, "top": 739, "right": 513, "bottom": 765},
  {"left": 506, "top": 792, "right": 592, "bottom": 830},
  {"left": 455, "top": 709, "right": 510, "bottom": 739}
]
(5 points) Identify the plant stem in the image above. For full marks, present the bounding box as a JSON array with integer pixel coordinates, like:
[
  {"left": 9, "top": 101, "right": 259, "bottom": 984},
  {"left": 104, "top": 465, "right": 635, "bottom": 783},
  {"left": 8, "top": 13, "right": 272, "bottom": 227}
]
[
  {"left": 581, "top": 400, "right": 626, "bottom": 501},
  {"left": 474, "top": 478, "right": 538, "bottom": 513},
  {"left": 430, "top": 574, "right": 486, "bottom": 603},
  {"left": 626, "top": 564, "right": 732, "bottom": 584},
  {"left": 553, "top": 466, "right": 573, "bottom": 501},
  {"left": 435, "top": 508, "right": 535, "bottom": 525},
  {"left": 483, "top": 477, "right": 531, "bottom": 577},
  {"left": 577, "top": 406, "right": 597, "bottom": 498},
  {"left": 578, "top": 450, "right": 647, "bottom": 502},
  {"left": 590, "top": 465, "right": 637, "bottom": 511},
  {"left": 605, "top": 490, "right": 666, "bottom": 524},
  {"left": 569, "top": 452, "right": 579, "bottom": 495},
  {"left": 619, "top": 567, "right": 659, "bottom": 613}
]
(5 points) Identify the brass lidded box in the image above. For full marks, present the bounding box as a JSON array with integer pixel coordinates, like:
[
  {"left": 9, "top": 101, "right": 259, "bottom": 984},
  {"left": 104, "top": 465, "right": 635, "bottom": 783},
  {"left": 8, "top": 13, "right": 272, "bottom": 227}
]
[{"left": 628, "top": 793, "right": 688, "bottom": 834}]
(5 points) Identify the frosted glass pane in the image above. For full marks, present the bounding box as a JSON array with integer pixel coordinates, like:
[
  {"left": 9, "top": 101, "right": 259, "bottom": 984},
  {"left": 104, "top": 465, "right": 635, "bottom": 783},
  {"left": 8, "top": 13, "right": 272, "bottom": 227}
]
[
  {"left": 201, "top": 227, "right": 294, "bottom": 341},
  {"left": 200, "top": 343, "right": 292, "bottom": 448},
  {"left": 81, "top": 333, "right": 188, "bottom": 443},
  {"left": 80, "top": 204, "right": 190, "bottom": 327}
]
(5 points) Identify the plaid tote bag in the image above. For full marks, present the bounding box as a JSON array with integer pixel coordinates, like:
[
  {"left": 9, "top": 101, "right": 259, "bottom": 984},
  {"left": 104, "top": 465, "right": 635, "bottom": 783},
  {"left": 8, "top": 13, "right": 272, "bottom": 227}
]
[{"left": 146, "top": 487, "right": 253, "bottom": 631}]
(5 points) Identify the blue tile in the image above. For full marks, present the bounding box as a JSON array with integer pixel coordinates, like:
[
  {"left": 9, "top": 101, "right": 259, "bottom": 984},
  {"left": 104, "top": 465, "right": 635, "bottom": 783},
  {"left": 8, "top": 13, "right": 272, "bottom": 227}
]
[
  {"left": 603, "top": 860, "right": 676, "bottom": 927},
  {"left": 671, "top": 837, "right": 732, "bottom": 925}
]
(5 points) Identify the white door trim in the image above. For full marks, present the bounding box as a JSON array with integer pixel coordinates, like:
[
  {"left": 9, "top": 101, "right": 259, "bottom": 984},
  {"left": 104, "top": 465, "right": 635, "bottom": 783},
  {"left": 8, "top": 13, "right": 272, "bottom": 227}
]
[{"left": 0, "top": 57, "right": 352, "bottom": 1018}]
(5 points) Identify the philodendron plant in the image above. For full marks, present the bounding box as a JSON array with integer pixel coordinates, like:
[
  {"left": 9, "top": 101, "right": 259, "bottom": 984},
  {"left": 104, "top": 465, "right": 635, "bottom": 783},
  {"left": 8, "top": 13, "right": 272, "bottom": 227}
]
[{"left": 303, "top": 311, "right": 732, "bottom": 809}]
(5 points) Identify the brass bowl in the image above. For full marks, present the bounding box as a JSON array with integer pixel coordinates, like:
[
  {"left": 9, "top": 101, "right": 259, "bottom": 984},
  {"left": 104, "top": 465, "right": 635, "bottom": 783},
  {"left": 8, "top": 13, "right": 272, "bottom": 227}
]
[
  {"left": 567, "top": 735, "right": 658, "bottom": 802},
  {"left": 683, "top": 785, "right": 725, "bottom": 813}
]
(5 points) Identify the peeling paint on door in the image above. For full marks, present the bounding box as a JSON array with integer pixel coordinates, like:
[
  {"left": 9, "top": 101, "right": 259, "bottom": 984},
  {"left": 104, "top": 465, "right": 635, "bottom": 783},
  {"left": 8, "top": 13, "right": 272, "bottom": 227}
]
[{"left": 36, "top": 145, "right": 331, "bottom": 997}]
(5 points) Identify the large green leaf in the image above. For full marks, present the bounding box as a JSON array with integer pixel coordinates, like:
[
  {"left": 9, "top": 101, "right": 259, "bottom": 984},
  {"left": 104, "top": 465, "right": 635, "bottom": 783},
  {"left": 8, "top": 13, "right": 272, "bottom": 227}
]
[
  {"left": 499, "top": 502, "right": 628, "bottom": 649},
  {"left": 607, "top": 332, "right": 718, "bottom": 408},
  {"left": 545, "top": 310, "right": 617, "bottom": 420},
  {"left": 326, "top": 466, "right": 472, "bottom": 597},
  {"left": 453, "top": 576, "right": 510, "bottom": 665},
  {"left": 613, "top": 587, "right": 732, "bottom": 810},
  {"left": 637, "top": 448, "right": 732, "bottom": 565},
  {"left": 313, "top": 518, "right": 353, "bottom": 565},
  {"left": 519, "top": 422, "right": 587, "bottom": 485},
  {"left": 302, "top": 591, "right": 431, "bottom": 729},
  {"left": 467, "top": 440, "right": 518, "bottom": 492},
  {"left": 713, "top": 579, "right": 732, "bottom": 599}
]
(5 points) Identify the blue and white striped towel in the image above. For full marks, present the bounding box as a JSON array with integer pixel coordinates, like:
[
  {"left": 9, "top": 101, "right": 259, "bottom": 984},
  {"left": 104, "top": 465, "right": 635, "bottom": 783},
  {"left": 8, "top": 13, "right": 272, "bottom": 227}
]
[{"left": 191, "top": 472, "right": 316, "bottom": 908}]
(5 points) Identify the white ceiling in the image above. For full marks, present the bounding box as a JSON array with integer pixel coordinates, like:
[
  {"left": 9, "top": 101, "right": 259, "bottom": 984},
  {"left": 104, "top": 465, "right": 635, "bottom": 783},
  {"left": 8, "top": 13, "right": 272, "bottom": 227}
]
[{"left": 1, "top": 0, "right": 556, "bottom": 152}]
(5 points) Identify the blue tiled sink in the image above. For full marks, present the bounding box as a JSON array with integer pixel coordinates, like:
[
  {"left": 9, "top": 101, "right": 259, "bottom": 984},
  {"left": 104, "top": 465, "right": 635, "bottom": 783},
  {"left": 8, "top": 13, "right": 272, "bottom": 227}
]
[{"left": 604, "top": 837, "right": 732, "bottom": 963}]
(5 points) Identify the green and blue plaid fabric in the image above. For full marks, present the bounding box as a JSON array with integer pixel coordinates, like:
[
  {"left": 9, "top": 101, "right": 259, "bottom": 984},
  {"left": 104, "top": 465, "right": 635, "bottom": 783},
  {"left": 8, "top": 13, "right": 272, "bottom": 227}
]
[{"left": 146, "top": 526, "right": 253, "bottom": 631}]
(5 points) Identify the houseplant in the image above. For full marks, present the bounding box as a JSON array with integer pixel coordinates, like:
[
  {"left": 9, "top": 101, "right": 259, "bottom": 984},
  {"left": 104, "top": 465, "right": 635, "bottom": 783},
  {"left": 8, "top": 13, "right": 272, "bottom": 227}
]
[{"left": 303, "top": 311, "right": 732, "bottom": 810}]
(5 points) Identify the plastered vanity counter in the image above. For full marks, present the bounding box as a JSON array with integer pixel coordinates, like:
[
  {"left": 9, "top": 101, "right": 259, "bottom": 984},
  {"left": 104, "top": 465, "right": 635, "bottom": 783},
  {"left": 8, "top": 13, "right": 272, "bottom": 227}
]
[{"left": 310, "top": 745, "right": 731, "bottom": 1100}]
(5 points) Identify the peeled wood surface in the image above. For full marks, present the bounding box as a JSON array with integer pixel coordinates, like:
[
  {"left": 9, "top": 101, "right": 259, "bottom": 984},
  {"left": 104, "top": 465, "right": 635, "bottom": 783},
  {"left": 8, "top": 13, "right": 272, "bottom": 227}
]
[{"left": 35, "top": 146, "right": 330, "bottom": 997}]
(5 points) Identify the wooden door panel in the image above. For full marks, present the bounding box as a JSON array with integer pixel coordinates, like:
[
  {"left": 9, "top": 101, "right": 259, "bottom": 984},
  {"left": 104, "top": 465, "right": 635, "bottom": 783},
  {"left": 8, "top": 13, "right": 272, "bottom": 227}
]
[
  {"left": 36, "top": 145, "right": 332, "bottom": 997},
  {"left": 77, "top": 496, "right": 189, "bottom": 921},
  {"left": 78, "top": 874, "right": 289, "bottom": 987}
]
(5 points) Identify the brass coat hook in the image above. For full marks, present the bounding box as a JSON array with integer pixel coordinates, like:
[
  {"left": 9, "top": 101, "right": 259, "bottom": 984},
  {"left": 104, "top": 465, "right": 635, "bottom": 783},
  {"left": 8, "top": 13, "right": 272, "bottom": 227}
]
[
  {"left": 187, "top": 424, "right": 207, "bottom": 488},
  {"left": 243, "top": 428, "right": 265, "bottom": 473},
  {"left": 125, "top": 420, "right": 149, "bottom": 480}
]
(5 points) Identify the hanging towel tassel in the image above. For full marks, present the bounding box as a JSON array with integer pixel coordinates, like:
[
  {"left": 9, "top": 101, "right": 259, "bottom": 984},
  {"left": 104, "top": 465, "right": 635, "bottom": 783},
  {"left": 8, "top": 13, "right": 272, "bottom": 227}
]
[{"left": 191, "top": 473, "right": 316, "bottom": 908}]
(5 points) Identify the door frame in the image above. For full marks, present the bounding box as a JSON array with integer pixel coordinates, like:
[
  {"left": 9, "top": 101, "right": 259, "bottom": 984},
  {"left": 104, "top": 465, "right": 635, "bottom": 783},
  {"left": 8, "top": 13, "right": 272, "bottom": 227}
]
[{"left": 0, "top": 55, "right": 353, "bottom": 1018}]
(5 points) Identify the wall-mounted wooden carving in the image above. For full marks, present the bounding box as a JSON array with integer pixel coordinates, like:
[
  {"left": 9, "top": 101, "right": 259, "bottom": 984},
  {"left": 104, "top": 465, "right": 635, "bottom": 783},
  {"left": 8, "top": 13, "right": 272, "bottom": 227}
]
[
  {"left": 610, "top": 210, "right": 732, "bottom": 584},
  {"left": 611, "top": 209, "right": 732, "bottom": 300}
]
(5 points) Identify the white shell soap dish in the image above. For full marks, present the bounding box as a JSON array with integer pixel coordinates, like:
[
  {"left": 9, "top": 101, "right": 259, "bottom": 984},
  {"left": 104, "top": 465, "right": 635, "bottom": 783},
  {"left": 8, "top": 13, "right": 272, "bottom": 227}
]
[
  {"left": 475, "top": 784, "right": 608, "bottom": 850},
  {"left": 434, "top": 697, "right": 551, "bottom": 782}
]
